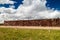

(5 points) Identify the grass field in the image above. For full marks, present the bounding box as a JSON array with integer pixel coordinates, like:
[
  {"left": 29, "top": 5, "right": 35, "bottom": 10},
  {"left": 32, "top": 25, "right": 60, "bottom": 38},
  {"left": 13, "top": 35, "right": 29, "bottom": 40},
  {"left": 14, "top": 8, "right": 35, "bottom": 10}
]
[{"left": 0, "top": 28, "right": 60, "bottom": 40}]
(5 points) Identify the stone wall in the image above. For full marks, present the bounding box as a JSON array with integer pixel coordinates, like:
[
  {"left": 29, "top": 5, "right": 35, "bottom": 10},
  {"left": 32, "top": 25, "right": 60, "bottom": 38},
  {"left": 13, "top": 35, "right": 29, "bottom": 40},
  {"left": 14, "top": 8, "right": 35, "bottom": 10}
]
[{"left": 4, "top": 18, "right": 60, "bottom": 26}]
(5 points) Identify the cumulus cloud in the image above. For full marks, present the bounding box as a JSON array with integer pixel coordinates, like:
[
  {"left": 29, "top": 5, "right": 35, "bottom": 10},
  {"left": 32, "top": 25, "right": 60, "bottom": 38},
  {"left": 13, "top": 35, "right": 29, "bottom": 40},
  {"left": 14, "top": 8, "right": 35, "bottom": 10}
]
[
  {"left": 0, "top": 0, "right": 60, "bottom": 23},
  {"left": 0, "top": 0, "right": 16, "bottom": 23},
  {"left": 0, "top": 7, "right": 16, "bottom": 23},
  {"left": 15, "top": 0, "right": 60, "bottom": 20},
  {"left": 0, "top": 0, "right": 15, "bottom": 4}
]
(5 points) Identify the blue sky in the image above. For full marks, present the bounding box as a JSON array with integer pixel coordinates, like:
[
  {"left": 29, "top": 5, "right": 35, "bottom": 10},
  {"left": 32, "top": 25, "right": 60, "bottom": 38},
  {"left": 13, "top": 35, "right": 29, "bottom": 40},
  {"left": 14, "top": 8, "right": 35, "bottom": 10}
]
[
  {"left": 0, "top": 0, "right": 60, "bottom": 10},
  {"left": 0, "top": 0, "right": 23, "bottom": 9},
  {"left": 11, "top": 0, "right": 23, "bottom": 9},
  {"left": 46, "top": 0, "right": 60, "bottom": 10}
]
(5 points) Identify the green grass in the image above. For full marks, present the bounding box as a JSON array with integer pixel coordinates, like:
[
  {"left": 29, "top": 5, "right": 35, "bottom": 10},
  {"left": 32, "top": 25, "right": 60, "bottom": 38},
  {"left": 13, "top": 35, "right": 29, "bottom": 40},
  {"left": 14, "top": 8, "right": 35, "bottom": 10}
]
[{"left": 0, "top": 28, "right": 60, "bottom": 40}]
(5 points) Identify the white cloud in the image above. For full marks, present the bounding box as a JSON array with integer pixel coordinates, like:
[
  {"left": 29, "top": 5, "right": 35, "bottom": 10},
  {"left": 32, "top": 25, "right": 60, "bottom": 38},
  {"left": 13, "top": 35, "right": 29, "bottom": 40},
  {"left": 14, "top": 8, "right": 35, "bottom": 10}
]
[
  {"left": 0, "top": 0, "right": 60, "bottom": 23},
  {"left": 15, "top": 0, "right": 47, "bottom": 20},
  {"left": 0, "top": 7, "right": 16, "bottom": 23},
  {"left": 15, "top": 0, "right": 60, "bottom": 20},
  {"left": 0, "top": 0, "right": 15, "bottom": 4}
]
